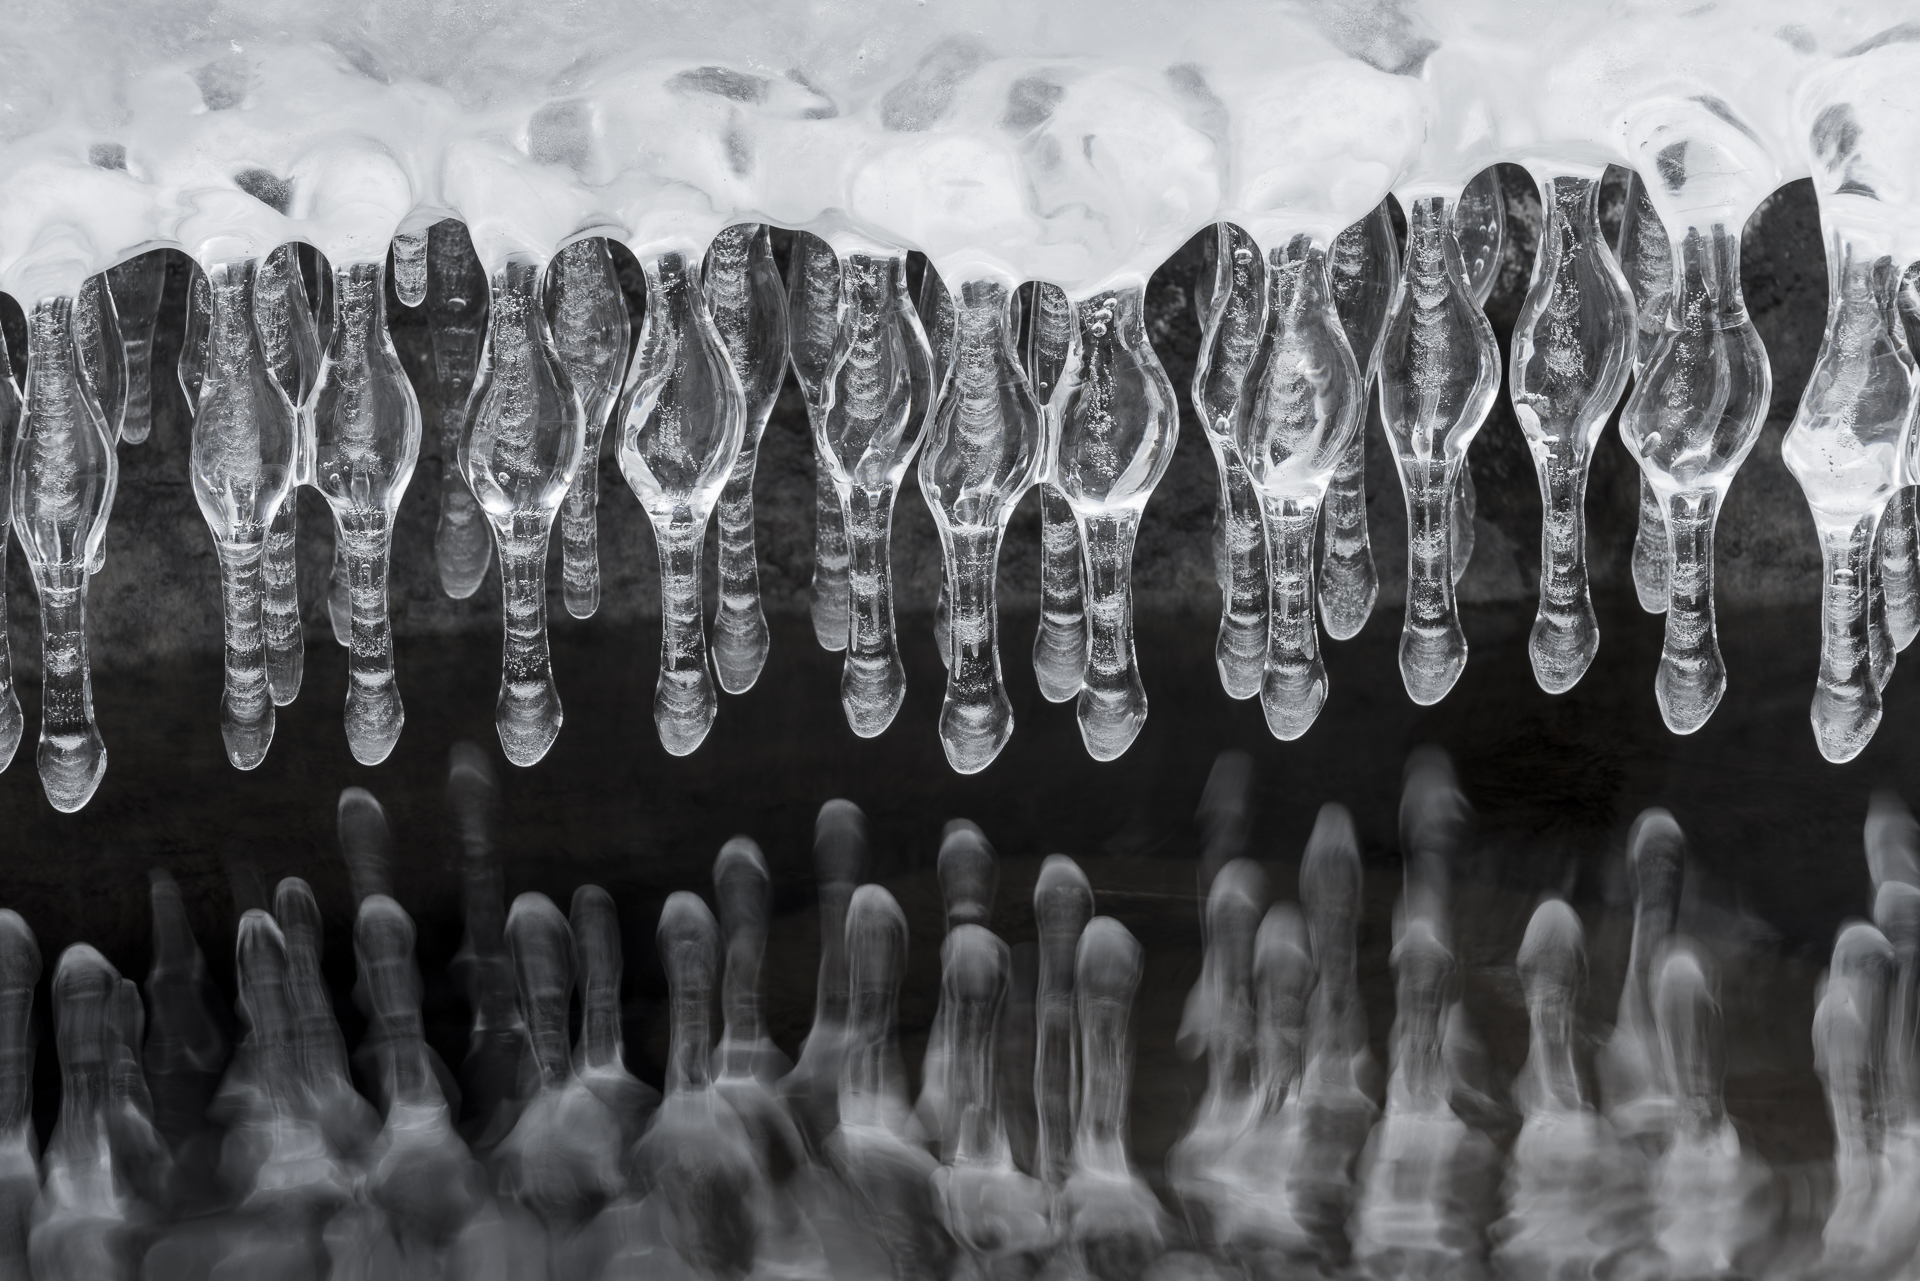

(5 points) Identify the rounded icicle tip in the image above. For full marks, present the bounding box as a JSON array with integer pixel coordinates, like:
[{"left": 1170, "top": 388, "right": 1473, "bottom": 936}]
[
  {"left": 0, "top": 911, "right": 40, "bottom": 988},
  {"left": 846, "top": 882, "right": 908, "bottom": 953},
  {"left": 1255, "top": 902, "right": 1311, "bottom": 972},
  {"left": 814, "top": 799, "right": 869, "bottom": 886},
  {"left": 939, "top": 819, "right": 997, "bottom": 928},
  {"left": 1035, "top": 854, "right": 1093, "bottom": 929},
  {"left": 507, "top": 891, "right": 569, "bottom": 942},
  {"left": 1518, "top": 898, "right": 1585, "bottom": 983},
  {"left": 52, "top": 941, "right": 117, "bottom": 993},
  {"left": 1210, "top": 856, "right": 1268, "bottom": 919},
  {"left": 1301, "top": 802, "right": 1361, "bottom": 911},
  {"left": 1874, "top": 880, "right": 1920, "bottom": 948},
  {"left": 273, "top": 876, "right": 322, "bottom": 936},
  {"left": 1076, "top": 916, "right": 1143, "bottom": 1001},
  {"left": 1866, "top": 788, "right": 1920, "bottom": 890},
  {"left": 1831, "top": 920, "right": 1894, "bottom": 979},
  {"left": 1653, "top": 939, "right": 1713, "bottom": 1007},
  {"left": 657, "top": 890, "right": 719, "bottom": 952},
  {"left": 1627, "top": 807, "right": 1687, "bottom": 886},
  {"left": 943, "top": 923, "right": 1009, "bottom": 1002},
  {"left": 355, "top": 892, "right": 416, "bottom": 957},
  {"left": 715, "top": 835, "right": 769, "bottom": 886}
]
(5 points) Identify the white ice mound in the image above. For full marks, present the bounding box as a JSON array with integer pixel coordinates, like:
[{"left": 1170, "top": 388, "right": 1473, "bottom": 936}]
[{"left": 0, "top": 0, "right": 1917, "bottom": 298}]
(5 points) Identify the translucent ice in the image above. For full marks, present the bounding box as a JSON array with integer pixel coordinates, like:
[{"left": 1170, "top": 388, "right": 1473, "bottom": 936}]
[
  {"left": 1320, "top": 201, "right": 1397, "bottom": 642},
  {"left": 546, "top": 237, "right": 631, "bottom": 623},
  {"left": 1616, "top": 174, "right": 1676, "bottom": 615},
  {"left": 0, "top": 323, "right": 25, "bottom": 774},
  {"left": 1027, "top": 281, "right": 1088, "bottom": 704},
  {"left": 103, "top": 252, "right": 165, "bottom": 445},
  {"left": 427, "top": 221, "right": 493, "bottom": 600}
]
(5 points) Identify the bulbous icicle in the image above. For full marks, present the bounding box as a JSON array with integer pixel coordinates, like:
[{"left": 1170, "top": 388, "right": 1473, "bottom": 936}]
[
  {"left": 71, "top": 278, "right": 124, "bottom": 582},
  {"left": 545, "top": 237, "right": 631, "bottom": 623},
  {"left": 1448, "top": 166, "right": 1506, "bottom": 582},
  {"left": 618, "top": 251, "right": 746, "bottom": 757},
  {"left": 1378, "top": 196, "right": 1501, "bottom": 705},
  {"left": 1617, "top": 172, "right": 1677, "bottom": 614},
  {"left": 1191, "top": 223, "right": 1268, "bottom": 700},
  {"left": 466, "top": 258, "right": 584, "bottom": 767},
  {"left": 817, "top": 252, "right": 933, "bottom": 737},
  {"left": 104, "top": 251, "right": 166, "bottom": 445},
  {"left": 1026, "top": 281, "right": 1087, "bottom": 703},
  {"left": 1782, "top": 233, "right": 1914, "bottom": 763},
  {"left": 191, "top": 259, "right": 298, "bottom": 770},
  {"left": 704, "top": 224, "right": 789, "bottom": 692},
  {"left": 1321, "top": 200, "right": 1397, "bottom": 642},
  {"left": 1053, "top": 283, "right": 1176, "bottom": 759},
  {"left": 1880, "top": 263, "right": 1920, "bottom": 652},
  {"left": 1620, "top": 223, "right": 1771, "bottom": 735},
  {"left": 310, "top": 259, "right": 422, "bottom": 765},
  {"left": 1510, "top": 175, "right": 1635, "bottom": 694},
  {"left": 919, "top": 279, "right": 1045, "bottom": 773},
  {"left": 917, "top": 263, "right": 958, "bottom": 668},
  {"left": 253, "top": 244, "right": 321, "bottom": 708},
  {"left": 14, "top": 298, "right": 117, "bottom": 811},
  {"left": 427, "top": 221, "right": 494, "bottom": 600},
  {"left": 788, "top": 234, "right": 850, "bottom": 654},
  {"left": 0, "top": 325, "right": 23, "bottom": 773},
  {"left": 391, "top": 228, "right": 428, "bottom": 309},
  {"left": 1236, "top": 242, "right": 1362, "bottom": 740}
]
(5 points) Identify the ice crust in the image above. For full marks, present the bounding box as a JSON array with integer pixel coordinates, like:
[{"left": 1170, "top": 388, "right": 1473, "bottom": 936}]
[{"left": 1, "top": 1, "right": 1917, "bottom": 300}]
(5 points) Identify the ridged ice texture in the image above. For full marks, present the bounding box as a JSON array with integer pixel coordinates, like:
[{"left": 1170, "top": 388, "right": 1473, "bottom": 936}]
[
  {"left": 427, "top": 221, "right": 493, "bottom": 601},
  {"left": 1190, "top": 224, "right": 1269, "bottom": 702},
  {"left": 70, "top": 277, "right": 122, "bottom": 578},
  {"left": 0, "top": 324, "right": 24, "bottom": 773},
  {"left": 308, "top": 260, "right": 421, "bottom": 766},
  {"left": 1378, "top": 197, "right": 1501, "bottom": 706},
  {"left": 1509, "top": 175, "right": 1634, "bottom": 695},
  {"left": 464, "top": 258, "right": 583, "bottom": 767},
  {"left": 1617, "top": 173, "right": 1677, "bottom": 614},
  {"left": 251, "top": 243, "right": 320, "bottom": 707},
  {"left": 1448, "top": 166, "right": 1506, "bottom": 585},
  {"left": 190, "top": 259, "right": 297, "bottom": 770},
  {"left": 1620, "top": 220, "right": 1770, "bottom": 736},
  {"left": 1782, "top": 212, "right": 1915, "bottom": 761},
  {"left": 14, "top": 298, "right": 117, "bottom": 812},
  {"left": 1883, "top": 265, "right": 1920, "bottom": 653},
  {"left": 1235, "top": 241, "right": 1363, "bottom": 741},
  {"left": 617, "top": 251, "right": 745, "bottom": 757},
  {"left": 390, "top": 228, "right": 428, "bottom": 308},
  {"left": 1026, "top": 281, "right": 1087, "bottom": 704},
  {"left": 788, "top": 236, "right": 850, "bottom": 655},
  {"left": 1321, "top": 201, "right": 1397, "bottom": 642},
  {"left": 703, "top": 224, "right": 789, "bottom": 693},
  {"left": 917, "top": 264, "right": 958, "bottom": 671},
  {"left": 918, "top": 279, "right": 1044, "bottom": 773},
  {"left": 816, "top": 253, "right": 932, "bottom": 738},
  {"left": 545, "top": 237, "right": 630, "bottom": 623},
  {"left": 1053, "top": 282, "right": 1178, "bottom": 759},
  {"left": 103, "top": 251, "right": 165, "bottom": 445}
]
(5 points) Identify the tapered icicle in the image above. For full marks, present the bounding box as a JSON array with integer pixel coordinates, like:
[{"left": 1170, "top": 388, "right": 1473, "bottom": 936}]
[
  {"left": 427, "top": 220, "right": 493, "bottom": 600},
  {"left": 0, "top": 325, "right": 24, "bottom": 773},
  {"left": 1026, "top": 281, "right": 1087, "bottom": 703},
  {"left": 545, "top": 237, "right": 630, "bottom": 623},
  {"left": 177, "top": 264, "right": 211, "bottom": 415},
  {"left": 1237, "top": 240, "right": 1364, "bottom": 739},
  {"left": 464, "top": 257, "right": 583, "bottom": 767},
  {"left": 1617, "top": 172, "right": 1677, "bottom": 614},
  {"left": 1510, "top": 175, "right": 1635, "bottom": 694},
  {"left": 918, "top": 278, "right": 1045, "bottom": 773},
  {"left": 1620, "top": 222, "right": 1770, "bottom": 735},
  {"left": 1448, "top": 165, "right": 1506, "bottom": 583},
  {"left": 15, "top": 298, "right": 117, "bottom": 811},
  {"left": 703, "top": 224, "right": 789, "bottom": 691},
  {"left": 1378, "top": 195, "right": 1501, "bottom": 705},
  {"left": 191, "top": 259, "right": 298, "bottom": 770},
  {"left": 618, "top": 250, "right": 745, "bottom": 756},
  {"left": 104, "top": 251, "right": 165, "bottom": 445},
  {"left": 1055, "top": 282, "right": 1178, "bottom": 759},
  {"left": 816, "top": 251, "right": 933, "bottom": 737},
  {"left": 917, "top": 263, "right": 958, "bottom": 668},
  {"left": 253, "top": 244, "right": 321, "bottom": 707},
  {"left": 309, "top": 259, "right": 421, "bottom": 765},
  {"left": 1882, "top": 264, "right": 1920, "bottom": 652},
  {"left": 1191, "top": 223, "right": 1269, "bottom": 700},
  {"left": 1782, "top": 225, "right": 1914, "bottom": 762},
  {"left": 390, "top": 228, "right": 428, "bottom": 309},
  {"left": 1321, "top": 200, "right": 1397, "bottom": 641},
  {"left": 789, "top": 235, "right": 850, "bottom": 653},
  {"left": 72, "top": 277, "right": 124, "bottom": 579}
]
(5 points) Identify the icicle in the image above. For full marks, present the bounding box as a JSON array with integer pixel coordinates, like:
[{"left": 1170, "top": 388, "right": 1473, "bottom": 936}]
[
  {"left": 703, "top": 224, "right": 789, "bottom": 692},
  {"left": 815, "top": 251, "right": 933, "bottom": 736},
  {"left": 1320, "top": 200, "right": 1397, "bottom": 641},
  {"left": 14, "top": 297, "right": 116, "bottom": 811},
  {"left": 463, "top": 256, "right": 582, "bottom": 767},
  {"left": 919, "top": 278, "right": 1044, "bottom": 773},
  {"left": 1033, "top": 856, "right": 1093, "bottom": 1188},
  {"left": 427, "top": 221, "right": 493, "bottom": 600},
  {"left": 191, "top": 258, "right": 298, "bottom": 769},
  {"left": 569, "top": 884, "right": 658, "bottom": 1146},
  {"left": 1448, "top": 165, "right": 1506, "bottom": 583},
  {"left": 176, "top": 264, "right": 210, "bottom": 414},
  {"left": 71, "top": 277, "right": 123, "bottom": 578},
  {"left": 1510, "top": 174, "right": 1635, "bottom": 694},
  {"left": 251, "top": 244, "right": 320, "bottom": 707},
  {"left": 917, "top": 263, "right": 958, "bottom": 669},
  {"left": 617, "top": 250, "right": 745, "bottom": 756},
  {"left": 1191, "top": 223, "right": 1269, "bottom": 700},
  {"left": 546, "top": 237, "right": 631, "bottom": 622},
  {"left": 390, "top": 227, "right": 428, "bottom": 308},
  {"left": 308, "top": 258, "right": 421, "bottom": 765},
  {"left": 1235, "top": 240, "right": 1363, "bottom": 740},
  {"left": 1052, "top": 281, "right": 1178, "bottom": 758},
  {"left": 0, "top": 912, "right": 35, "bottom": 1277},
  {"left": 0, "top": 322, "right": 24, "bottom": 773},
  {"left": 1027, "top": 280, "right": 1087, "bottom": 703},
  {"left": 103, "top": 251, "right": 165, "bottom": 445},
  {"left": 1617, "top": 172, "right": 1677, "bottom": 614},
  {"left": 1378, "top": 194, "right": 1502, "bottom": 705},
  {"left": 1877, "top": 263, "right": 1920, "bottom": 651},
  {"left": 788, "top": 235, "right": 851, "bottom": 654}
]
